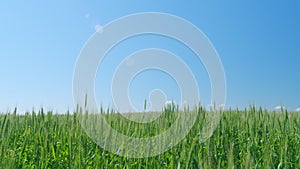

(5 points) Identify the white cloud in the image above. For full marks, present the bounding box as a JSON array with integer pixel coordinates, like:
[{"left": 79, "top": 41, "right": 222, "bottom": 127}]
[
  {"left": 165, "top": 100, "right": 176, "bottom": 105},
  {"left": 274, "top": 105, "right": 285, "bottom": 110},
  {"left": 95, "top": 24, "right": 104, "bottom": 33},
  {"left": 219, "top": 104, "right": 226, "bottom": 108},
  {"left": 207, "top": 104, "right": 227, "bottom": 109},
  {"left": 296, "top": 107, "right": 300, "bottom": 112},
  {"left": 207, "top": 104, "right": 214, "bottom": 107}
]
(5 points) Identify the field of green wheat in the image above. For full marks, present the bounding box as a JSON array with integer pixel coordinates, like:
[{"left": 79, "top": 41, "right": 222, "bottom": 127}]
[{"left": 0, "top": 106, "right": 299, "bottom": 168}]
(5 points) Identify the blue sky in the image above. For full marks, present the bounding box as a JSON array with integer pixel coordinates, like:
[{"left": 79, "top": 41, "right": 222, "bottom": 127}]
[{"left": 0, "top": 1, "right": 299, "bottom": 112}]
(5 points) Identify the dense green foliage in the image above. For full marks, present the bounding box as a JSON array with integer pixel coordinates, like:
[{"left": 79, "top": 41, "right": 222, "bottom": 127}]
[{"left": 0, "top": 107, "right": 299, "bottom": 168}]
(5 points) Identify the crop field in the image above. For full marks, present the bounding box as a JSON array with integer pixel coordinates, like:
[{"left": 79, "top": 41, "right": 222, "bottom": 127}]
[{"left": 0, "top": 107, "right": 299, "bottom": 168}]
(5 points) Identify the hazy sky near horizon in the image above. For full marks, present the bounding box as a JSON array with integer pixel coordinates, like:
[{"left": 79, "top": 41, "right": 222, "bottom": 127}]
[{"left": 0, "top": 1, "right": 299, "bottom": 112}]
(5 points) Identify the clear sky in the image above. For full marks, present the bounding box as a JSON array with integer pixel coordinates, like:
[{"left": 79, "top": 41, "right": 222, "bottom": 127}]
[{"left": 0, "top": 1, "right": 299, "bottom": 113}]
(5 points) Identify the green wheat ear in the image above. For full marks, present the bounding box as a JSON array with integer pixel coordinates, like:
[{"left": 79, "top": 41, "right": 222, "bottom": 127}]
[
  {"left": 144, "top": 99, "right": 147, "bottom": 111},
  {"left": 84, "top": 94, "right": 88, "bottom": 108}
]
